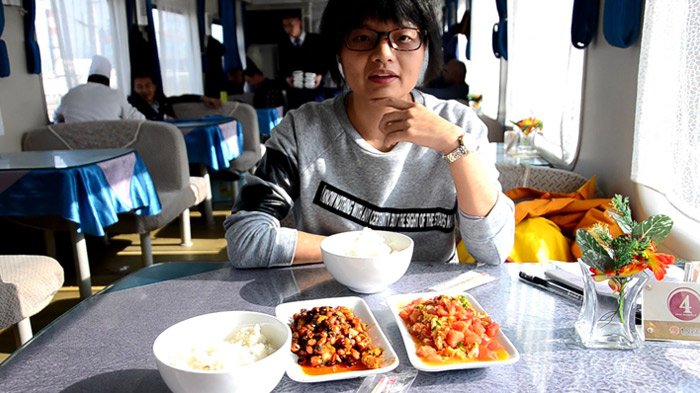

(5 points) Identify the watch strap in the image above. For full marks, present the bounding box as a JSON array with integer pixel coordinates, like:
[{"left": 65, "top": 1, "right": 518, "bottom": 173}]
[{"left": 443, "top": 133, "right": 473, "bottom": 163}]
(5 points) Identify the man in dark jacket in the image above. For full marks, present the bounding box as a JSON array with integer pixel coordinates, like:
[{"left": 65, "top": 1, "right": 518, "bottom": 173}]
[
  {"left": 278, "top": 13, "right": 326, "bottom": 110},
  {"left": 243, "top": 65, "right": 286, "bottom": 109},
  {"left": 128, "top": 74, "right": 221, "bottom": 121}
]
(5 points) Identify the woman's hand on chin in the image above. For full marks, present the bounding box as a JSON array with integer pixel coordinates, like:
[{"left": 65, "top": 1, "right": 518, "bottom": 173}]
[{"left": 374, "top": 97, "right": 463, "bottom": 153}]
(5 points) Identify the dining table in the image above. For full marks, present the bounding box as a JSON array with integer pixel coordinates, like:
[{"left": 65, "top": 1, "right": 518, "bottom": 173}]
[
  {"left": 0, "top": 149, "right": 161, "bottom": 299},
  {"left": 256, "top": 106, "right": 284, "bottom": 139},
  {"left": 1, "top": 260, "right": 698, "bottom": 392},
  {"left": 494, "top": 142, "right": 550, "bottom": 166},
  {"left": 165, "top": 116, "right": 243, "bottom": 224}
]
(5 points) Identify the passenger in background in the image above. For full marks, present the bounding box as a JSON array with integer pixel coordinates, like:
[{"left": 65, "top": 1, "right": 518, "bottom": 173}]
[
  {"left": 127, "top": 74, "right": 222, "bottom": 121},
  {"left": 224, "top": 0, "right": 514, "bottom": 268},
  {"left": 278, "top": 12, "right": 326, "bottom": 110},
  {"left": 243, "top": 64, "right": 286, "bottom": 110},
  {"left": 224, "top": 68, "right": 245, "bottom": 96},
  {"left": 420, "top": 59, "right": 470, "bottom": 100},
  {"left": 54, "top": 55, "right": 144, "bottom": 123}
]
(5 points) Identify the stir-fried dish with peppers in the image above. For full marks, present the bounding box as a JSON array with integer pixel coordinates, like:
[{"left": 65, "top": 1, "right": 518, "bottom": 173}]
[
  {"left": 290, "top": 306, "right": 383, "bottom": 369},
  {"left": 398, "top": 294, "right": 504, "bottom": 362}
]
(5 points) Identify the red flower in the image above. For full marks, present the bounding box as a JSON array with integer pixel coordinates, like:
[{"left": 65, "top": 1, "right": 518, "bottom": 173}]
[{"left": 647, "top": 252, "right": 675, "bottom": 281}]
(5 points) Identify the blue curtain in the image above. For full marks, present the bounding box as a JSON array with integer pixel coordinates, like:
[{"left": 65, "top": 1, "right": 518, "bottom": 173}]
[
  {"left": 219, "top": 0, "right": 242, "bottom": 72},
  {"left": 145, "top": 0, "right": 164, "bottom": 90},
  {"left": 446, "top": 0, "right": 454, "bottom": 28},
  {"left": 466, "top": 0, "right": 472, "bottom": 60},
  {"left": 197, "top": 0, "right": 206, "bottom": 73},
  {"left": 603, "top": 0, "right": 642, "bottom": 48},
  {"left": 22, "top": 0, "right": 41, "bottom": 74},
  {"left": 571, "top": 0, "right": 600, "bottom": 49},
  {"left": 492, "top": 0, "right": 507, "bottom": 60},
  {"left": 126, "top": 0, "right": 136, "bottom": 32},
  {"left": 0, "top": 3, "right": 9, "bottom": 77}
]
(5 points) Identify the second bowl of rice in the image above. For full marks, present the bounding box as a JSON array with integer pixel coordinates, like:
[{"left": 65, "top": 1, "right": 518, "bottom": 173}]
[{"left": 153, "top": 311, "right": 291, "bottom": 393}]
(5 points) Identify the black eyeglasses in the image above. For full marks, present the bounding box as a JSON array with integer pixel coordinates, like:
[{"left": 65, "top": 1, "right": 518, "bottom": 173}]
[{"left": 344, "top": 27, "right": 425, "bottom": 51}]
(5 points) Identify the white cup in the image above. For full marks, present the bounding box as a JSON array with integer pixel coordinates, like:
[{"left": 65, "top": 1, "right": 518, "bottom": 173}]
[{"left": 292, "top": 70, "right": 303, "bottom": 78}]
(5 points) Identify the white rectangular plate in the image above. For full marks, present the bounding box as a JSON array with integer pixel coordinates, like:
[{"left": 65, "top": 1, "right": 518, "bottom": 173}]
[
  {"left": 275, "top": 296, "right": 399, "bottom": 383},
  {"left": 386, "top": 292, "right": 520, "bottom": 372}
]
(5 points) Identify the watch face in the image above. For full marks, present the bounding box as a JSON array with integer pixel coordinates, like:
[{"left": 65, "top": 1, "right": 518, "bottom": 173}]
[
  {"left": 461, "top": 133, "right": 478, "bottom": 153},
  {"left": 444, "top": 133, "right": 475, "bottom": 163}
]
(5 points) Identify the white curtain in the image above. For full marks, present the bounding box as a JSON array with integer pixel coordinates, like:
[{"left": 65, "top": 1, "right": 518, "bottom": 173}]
[
  {"left": 632, "top": 0, "right": 700, "bottom": 221},
  {"left": 152, "top": 0, "right": 203, "bottom": 96},
  {"left": 35, "top": 0, "right": 130, "bottom": 118},
  {"left": 505, "top": 0, "right": 584, "bottom": 167}
]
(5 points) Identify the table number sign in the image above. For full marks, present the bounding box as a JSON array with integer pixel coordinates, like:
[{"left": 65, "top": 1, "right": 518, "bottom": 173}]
[{"left": 643, "top": 281, "right": 700, "bottom": 342}]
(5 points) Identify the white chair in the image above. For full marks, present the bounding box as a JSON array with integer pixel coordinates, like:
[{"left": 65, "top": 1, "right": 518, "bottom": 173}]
[
  {"left": 497, "top": 164, "right": 590, "bottom": 194},
  {"left": 171, "top": 101, "right": 263, "bottom": 202},
  {"left": 22, "top": 120, "right": 208, "bottom": 266},
  {"left": 0, "top": 255, "right": 64, "bottom": 345}
]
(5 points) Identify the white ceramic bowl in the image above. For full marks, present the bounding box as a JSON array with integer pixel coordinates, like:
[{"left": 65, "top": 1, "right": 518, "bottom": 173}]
[
  {"left": 321, "top": 230, "right": 414, "bottom": 293},
  {"left": 153, "top": 311, "right": 291, "bottom": 393}
]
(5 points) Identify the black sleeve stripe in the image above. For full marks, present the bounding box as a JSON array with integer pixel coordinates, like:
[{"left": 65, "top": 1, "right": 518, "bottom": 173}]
[{"left": 234, "top": 147, "right": 299, "bottom": 220}]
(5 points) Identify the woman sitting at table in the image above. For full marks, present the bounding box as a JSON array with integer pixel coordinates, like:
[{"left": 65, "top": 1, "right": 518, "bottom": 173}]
[
  {"left": 127, "top": 73, "right": 222, "bottom": 121},
  {"left": 224, "top": 0, "right": 514, "bottom": 268}
]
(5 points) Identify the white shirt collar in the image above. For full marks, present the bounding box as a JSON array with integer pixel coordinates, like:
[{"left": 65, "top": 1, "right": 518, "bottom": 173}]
[{"left": 289, "top": 31, "right": 307, "bottom": 45}]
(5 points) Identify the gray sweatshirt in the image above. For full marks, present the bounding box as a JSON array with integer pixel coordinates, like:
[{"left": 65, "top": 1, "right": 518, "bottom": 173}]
[{"left": 224, "top": 90, "right": 514, "bottom": 268}]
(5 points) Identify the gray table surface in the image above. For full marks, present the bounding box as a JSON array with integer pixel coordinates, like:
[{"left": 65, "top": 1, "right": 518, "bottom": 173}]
[{"left": 1, "top": 261, "right": 699, "bottom": 393}]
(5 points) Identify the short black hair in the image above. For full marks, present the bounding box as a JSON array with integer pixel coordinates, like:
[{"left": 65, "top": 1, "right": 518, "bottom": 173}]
[
  {"left": 319, "top": 0, "right": 443, "bottom": 88},
  {"left": 132, "top": 72, "right": 155, "bottom": 81},
  {"left": 281, "top": 9, "right": 302, "bottom": 20},
  {"left": 243, "top": 65, "right": 263, "bottom": 77}
]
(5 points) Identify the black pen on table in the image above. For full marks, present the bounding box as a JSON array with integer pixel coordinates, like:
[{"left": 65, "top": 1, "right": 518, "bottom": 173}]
[
  {"left": 518, "top": 271, "right": 584, "bottom": 302},
  {"left": 518, "top": 270, "right": 642, "bottom": 324}
]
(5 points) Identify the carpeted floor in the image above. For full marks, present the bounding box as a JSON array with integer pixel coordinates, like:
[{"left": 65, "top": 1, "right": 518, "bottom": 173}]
[{"left": 0, "top": 205, "right": 232, "bottom": 363}]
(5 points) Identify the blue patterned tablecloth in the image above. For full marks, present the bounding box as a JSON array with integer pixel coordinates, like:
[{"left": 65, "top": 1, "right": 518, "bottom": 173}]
[
  {"left": 0, "top": 149, "right": 161, "bottom": 236},
  {"left": 168, "top": 116, "right": 244, "bottom": 171},
  {"left": 256, "top": 106, "right": 283, "bottom": 138}
]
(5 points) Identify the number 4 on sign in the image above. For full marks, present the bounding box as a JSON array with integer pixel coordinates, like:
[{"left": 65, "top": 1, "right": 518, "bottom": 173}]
[
  {"left": 643, "top": 282, "right": 700, "bottom": 342},
  {"left": 668, "top": 288, "right": 700, "bottom": 321},
  {"left": 680, "top": 295, "right": 693, "bottom": 315}
]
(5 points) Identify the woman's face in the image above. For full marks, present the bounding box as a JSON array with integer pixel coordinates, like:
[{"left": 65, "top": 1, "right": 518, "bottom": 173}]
[{"left": 339, "top": 19, "right": 426, "bottom": 103}]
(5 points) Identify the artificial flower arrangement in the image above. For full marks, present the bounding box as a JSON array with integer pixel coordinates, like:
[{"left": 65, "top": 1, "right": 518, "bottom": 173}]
[
  {"left": 576, "top": 194, "right": 675, "bottom": 318},
  {"left": 511, "top": 117, "right": 543, "bottom": 136}
]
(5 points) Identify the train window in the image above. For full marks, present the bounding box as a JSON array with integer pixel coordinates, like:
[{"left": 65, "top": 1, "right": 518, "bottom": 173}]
[
  {"left": 632, "top": 1, "right": 700, "bottom": 252},
  {"left": 505, "top": 0, "right": 584, "bottom": 168},
  {"left": 151, "top": 1, "right": 203, "bottom": 96},
  {"left": 464, "top": 1, "right": 500, "bottom": 120},
  {"left": 35, "top": 0, "right": 130, "bottom": 120},
  {"left": 466, "top": 1, "right": 583, "bottom": 167},
  {"left": 211, "top": 22, "right": 223, "bottom": 44}
]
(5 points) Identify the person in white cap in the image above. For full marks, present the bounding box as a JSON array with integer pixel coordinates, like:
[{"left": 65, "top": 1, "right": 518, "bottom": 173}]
[{"left": 54, "top": 55, "right": 145, "bottom": 123}]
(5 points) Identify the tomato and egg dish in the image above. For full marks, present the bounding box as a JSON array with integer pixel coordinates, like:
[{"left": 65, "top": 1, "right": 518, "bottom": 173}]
[
  {"left": 290, "top": 306, "right": 383, "bottom": 374},
  {"left": 398, "top": 294, "right": 507, "bottom": 363}
]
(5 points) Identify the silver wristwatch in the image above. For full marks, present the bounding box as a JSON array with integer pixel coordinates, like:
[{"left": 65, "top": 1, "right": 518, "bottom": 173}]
[{"left": 443, "top": 133, "right": 476, "bottom": 163}]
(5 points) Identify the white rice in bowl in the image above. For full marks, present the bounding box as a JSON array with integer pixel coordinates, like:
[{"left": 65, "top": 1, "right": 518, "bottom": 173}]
[
  {"left": 169, "top": 324, "right": 275, "bottom": 371},
  {"left": 344, "top": 228, "right": 399, "bottom": 257}
]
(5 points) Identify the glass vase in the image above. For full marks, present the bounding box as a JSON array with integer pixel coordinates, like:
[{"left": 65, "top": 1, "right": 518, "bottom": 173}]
[
  {"left": 515, "top": 128, "right": 537, "bottom": 155},
  {"left": 574, "top": 260, "right": 648, "bottom": 349}
]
